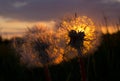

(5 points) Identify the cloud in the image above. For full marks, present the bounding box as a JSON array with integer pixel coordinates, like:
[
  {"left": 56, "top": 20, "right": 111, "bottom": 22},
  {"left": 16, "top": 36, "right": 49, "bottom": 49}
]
[
  {"left": 0, "top": 0, "right": 119, "bottom": 21},
  {"left": 103, "top": 0, "right": 120, "bottom": 3},
  {"left": 12, "top": 1, "right": 28, "bottom": 8}
]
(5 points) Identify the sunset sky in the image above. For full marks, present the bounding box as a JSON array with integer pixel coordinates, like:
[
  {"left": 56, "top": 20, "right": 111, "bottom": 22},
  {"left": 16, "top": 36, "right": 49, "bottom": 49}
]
[{"left": 0, "top": 0, "right": 120, "bottom": 39}]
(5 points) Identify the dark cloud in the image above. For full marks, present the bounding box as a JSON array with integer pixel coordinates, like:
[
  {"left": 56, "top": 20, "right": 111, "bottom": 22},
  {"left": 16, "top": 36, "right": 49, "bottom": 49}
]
[{"left": 0, "top": 0, "right": 120, "bottom": 21}]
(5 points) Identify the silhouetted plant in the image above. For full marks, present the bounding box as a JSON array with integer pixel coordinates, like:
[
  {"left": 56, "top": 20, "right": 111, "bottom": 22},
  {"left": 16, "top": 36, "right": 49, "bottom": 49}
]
[
  {"left": 57, "top": 15, "right": 101, "bottom": 58},
  {"left": 57, "top": 15, "right": 101, "bottom": 81},
  {"left": 0, "top": 36, "right": 2, "bottom": 43},
  {"left": 13, "top": 26, "right": 65, "bottom": 81}
]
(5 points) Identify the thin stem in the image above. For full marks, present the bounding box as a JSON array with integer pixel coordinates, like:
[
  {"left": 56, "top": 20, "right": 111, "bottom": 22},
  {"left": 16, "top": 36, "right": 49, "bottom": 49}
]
[
  {"left": 77, "top": 49, "right": 86, "bottom": 81},
  {"left": 44, "top": 65, "right": 52, "bottom": 81}
]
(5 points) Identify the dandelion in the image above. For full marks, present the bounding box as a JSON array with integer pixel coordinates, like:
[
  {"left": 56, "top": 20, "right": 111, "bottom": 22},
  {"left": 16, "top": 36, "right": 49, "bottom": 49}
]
[
  {"left": 57, "top": 15, "right": 100, "bottom": 58},
  {"left": 57, "top": 15, "right": 101, "bottom": 81},
  {"left": 13, "top": 26, "right": 65, "bottom": 81}
]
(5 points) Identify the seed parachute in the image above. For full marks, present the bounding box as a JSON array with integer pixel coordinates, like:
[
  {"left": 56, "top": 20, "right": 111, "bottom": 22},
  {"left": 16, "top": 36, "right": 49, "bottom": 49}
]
[
  {"left": 57, "top": 16, "right": 101, "bottom": 60},
  {"left": 13, "top": 26, "right": 64, "bottom": 67}
]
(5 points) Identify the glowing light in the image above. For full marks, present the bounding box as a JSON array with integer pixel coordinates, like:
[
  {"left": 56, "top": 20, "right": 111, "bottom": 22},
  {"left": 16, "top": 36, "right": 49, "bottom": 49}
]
[
  {"left": 13, "top": 16, "right": 101, "bottom": 67},
  {"left": 14, "top": 26, "right": 64, "bottom": 67},
  {"left": 101, "top": 26, "right": 119, "bottom": 34},
  {"left": 57, "top": 16, "right": 101, "bottom": 59}
]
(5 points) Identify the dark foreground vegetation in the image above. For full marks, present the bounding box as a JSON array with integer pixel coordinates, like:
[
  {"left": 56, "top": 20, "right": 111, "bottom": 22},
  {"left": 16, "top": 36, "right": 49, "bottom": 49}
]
[{"left": 0, "top": 31, "right": 120, "bottom": 81}]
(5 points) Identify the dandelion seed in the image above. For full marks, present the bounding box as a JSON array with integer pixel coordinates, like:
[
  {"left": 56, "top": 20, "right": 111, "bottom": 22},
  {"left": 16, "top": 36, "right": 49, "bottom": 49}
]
[
  {"left": 13, "top": 26, "right": 65, "bottom": 67},
  {"left": 57, "top": 15, "right": 101, "bottom": 81},
  {"left": 57, "top": 16, "right": 101, "bottom": 58}
]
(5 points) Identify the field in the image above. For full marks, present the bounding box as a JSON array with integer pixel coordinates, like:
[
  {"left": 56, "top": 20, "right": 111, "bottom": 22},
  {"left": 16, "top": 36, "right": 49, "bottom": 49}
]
[{"left": 0, "top": 31, "right": 120, "bottom": 81}]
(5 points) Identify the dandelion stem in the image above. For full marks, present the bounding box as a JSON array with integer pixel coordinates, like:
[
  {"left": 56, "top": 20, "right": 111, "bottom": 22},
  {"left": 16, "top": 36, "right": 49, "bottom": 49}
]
[
  {"left": 44, "top": 65, "right": 52, "bottom": 81},
  {"left": 78, "top": 57, "right": 86, "bottom": 81},
  {"left": 77, "top": 50, "right": 86, "bottom": 81}
]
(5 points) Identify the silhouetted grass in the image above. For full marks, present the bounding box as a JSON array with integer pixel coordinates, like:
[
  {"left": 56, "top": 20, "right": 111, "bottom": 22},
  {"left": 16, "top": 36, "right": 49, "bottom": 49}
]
[{"left": 0, "top": 31, "right": 120, "bottom": 81}]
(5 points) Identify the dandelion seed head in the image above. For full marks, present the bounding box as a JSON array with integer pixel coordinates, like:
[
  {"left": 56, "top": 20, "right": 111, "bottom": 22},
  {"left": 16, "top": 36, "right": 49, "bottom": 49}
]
[
  {"left": 57, "top": 16, "right": 101, "bottom": 59},
  {"left": 14, "top": 26, "right": 65, "bottom": 67}
]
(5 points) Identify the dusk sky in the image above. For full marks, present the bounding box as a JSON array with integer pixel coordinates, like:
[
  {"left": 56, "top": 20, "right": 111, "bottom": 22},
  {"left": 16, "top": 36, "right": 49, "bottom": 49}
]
[{"left": 0, "top": 0, "right": 120, "bottom": 38}]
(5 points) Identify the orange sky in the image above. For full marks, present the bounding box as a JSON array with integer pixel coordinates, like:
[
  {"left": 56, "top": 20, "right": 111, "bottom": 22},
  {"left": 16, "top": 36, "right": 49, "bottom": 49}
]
[
  {"left": 0, "top": 16, "right": 56, "bottom": 39},
  {"left": 0, "top": 16, "right": 119, "bottom": 39},
  {"left": 0, "top": 14, "right": 120, "bottom": 39},
  {"left": 101, "top": 26, "right": 119, "bottom": 34}
]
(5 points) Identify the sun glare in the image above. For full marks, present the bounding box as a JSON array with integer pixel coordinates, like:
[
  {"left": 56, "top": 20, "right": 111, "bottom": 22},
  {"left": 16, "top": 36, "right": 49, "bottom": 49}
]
[{"left": 57, "top": 16, "right": 101, "bottom": 59}]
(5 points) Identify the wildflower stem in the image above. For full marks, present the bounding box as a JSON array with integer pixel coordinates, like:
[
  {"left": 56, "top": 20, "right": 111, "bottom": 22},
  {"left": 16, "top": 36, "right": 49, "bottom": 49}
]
[
  {"left": 77, "top": 49, "right": 86, "bottom": 81},
  {"left": 44, "top": 65, "right": 52, "bottom": 81},
  {"left": 78, "top": 57, "right": 86, "bottom": 81}
]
